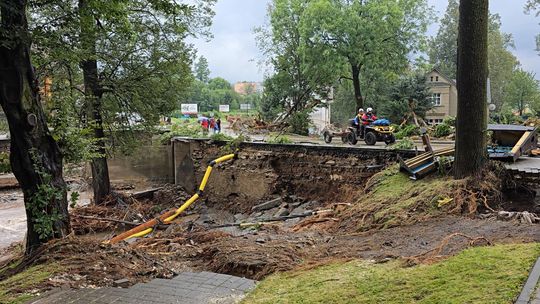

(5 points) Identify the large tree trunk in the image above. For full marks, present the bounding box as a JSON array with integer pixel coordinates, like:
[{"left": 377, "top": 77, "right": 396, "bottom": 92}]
[
  {"left": 79, "top": 0, "right": 111, "bottom": 204},
  {"left": 0, "top": 0, "right": 70, "bottom": 254},
  {"left": 454, "top": 0, "right": 489, "bottom": 179},
  {"left": 351, "top": 63, "right": 364, "bottom": 110}
]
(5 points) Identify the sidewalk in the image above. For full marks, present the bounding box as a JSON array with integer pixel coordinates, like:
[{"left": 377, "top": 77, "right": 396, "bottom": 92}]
[
  {"left": 29, "top": 271, "right": 256, "bottom": 304},
  {"left": 515, "top": 257, "right": 540, "bottom": 304}
]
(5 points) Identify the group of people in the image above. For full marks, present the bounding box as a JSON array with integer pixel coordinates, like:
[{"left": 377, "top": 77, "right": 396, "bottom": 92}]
[
  {"left": 201, "top": 117, "right": 221, "bottom": 135},
  {"left": 352, "top": 107, "right": 377, "bottom": 138}
]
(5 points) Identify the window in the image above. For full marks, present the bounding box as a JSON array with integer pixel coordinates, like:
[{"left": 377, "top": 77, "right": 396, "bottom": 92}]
[
  {"left": 427, "top": 119, "right": 443, "bottom": 125},
  {"left": 435, "top": 76, "right": 439, "bottom": 81},
  {"left": 430, "top": 76, "right": 433, "bottom": 82},
  {"left": 432, "top": 93, "right": 442, "bottom": 106}
]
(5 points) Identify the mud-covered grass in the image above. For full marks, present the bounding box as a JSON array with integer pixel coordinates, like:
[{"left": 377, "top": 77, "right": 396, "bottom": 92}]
[
  {"left": 338, "top": 166, "right": 461, "bottom": 231},
  {"left": 0, "top": 262, "right": 61, "bottom": 304},
  {"left": 337, "top": 162, "right": 509, "bottom": 232},
  {"left": 244, "top": 243, "right": 540, "bottom": 304}
]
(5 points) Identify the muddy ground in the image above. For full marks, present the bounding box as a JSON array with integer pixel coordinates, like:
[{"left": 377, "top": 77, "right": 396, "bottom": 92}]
[{"left": 1, "top": 149, "right": 539, "bottom": 294}]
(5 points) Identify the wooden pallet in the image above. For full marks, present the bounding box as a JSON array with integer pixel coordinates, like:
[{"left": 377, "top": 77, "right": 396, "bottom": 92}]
[{"left": 399, "top": 147, "right": 455, "bottom": 180}]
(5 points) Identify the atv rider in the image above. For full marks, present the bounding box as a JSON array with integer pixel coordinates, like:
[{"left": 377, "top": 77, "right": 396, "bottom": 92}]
[
  {"left": 352, "top": 108, "right": 365, "bottom": 136},
  {"left": 360, "top": 107, "right": 377, "bottom": 138}
]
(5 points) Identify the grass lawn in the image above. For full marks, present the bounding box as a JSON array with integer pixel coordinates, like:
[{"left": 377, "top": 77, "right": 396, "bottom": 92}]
[
  {"left": 0, "top": 262, "right": 61, "bottom": 304},
  {"left": 243, "top": 243, "right": 540, "bottom": 304}
]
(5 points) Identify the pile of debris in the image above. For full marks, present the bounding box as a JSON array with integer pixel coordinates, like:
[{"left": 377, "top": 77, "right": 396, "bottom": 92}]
[
  {"left": 227, "top": 115, "right": 276, "bottom": 134},
  {"left": 399, "top": 124, "right": 539, "bottom": 180},
  {"left": 70, "top": 186, "right": 191, "bottom": 235}
]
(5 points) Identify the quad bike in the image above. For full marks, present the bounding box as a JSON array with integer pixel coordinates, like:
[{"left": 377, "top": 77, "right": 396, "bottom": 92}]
[
  {"left": 347, "top": 124, "right": 396, "bottom": 146},
  {"left": 323, "top": 122, "right": 395, "bottom": 146}
]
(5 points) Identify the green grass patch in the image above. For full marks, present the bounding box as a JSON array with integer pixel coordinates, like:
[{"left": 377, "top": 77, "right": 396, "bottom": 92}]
[
  {"left": 266, "top": 134, "right": 293, "bottom": 144},
  {"left": 0, "top": 262, "right": 61, "bottom": 304},
  {"left": 244, "top": 243, "right": 540, "bottom": 304},
  {"left": 340, "top": 166, "right": 461, "bottom": 231}
]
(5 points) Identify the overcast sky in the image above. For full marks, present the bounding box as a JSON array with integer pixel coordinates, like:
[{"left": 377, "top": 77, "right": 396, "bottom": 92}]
[{"left": 190, "top": 0, "right": 540, "bottom": 83}]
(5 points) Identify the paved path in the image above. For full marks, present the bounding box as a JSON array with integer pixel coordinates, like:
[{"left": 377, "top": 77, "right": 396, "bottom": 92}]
[
  {"left": 29, "top": 271, "right": 256, "bottom": 304},
  {"left": 533, "top": 285, "right": 540, "bottom": 304},
  {"left": 516, "top": 257, "right": 540, "bottom": 304}
]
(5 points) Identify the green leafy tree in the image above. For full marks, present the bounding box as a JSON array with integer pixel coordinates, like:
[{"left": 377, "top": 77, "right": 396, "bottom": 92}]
[
  {"left": 300, "top": 0, "right": 432, "bottom": 109},
  {"left": 381, "top": 72, "right": 433, "bottom": 125},
  {"left": 256, "top": 0, "right": 337, "bottom": 122},
  {"left": 428, "top": 0, "right": 459, "bottom": 78},
  {"left": 185, "top": 77, "right": 243, "bottom": 112},
  {"left": 330, "top": 82, "right": 356, "bottom": 126},
  {"left": 194, "top": 56, "right": 211, "bottom": 83},
  {"left": 429, "top": 0, "right": 519, "bottom": 110},
  {"left": 32, "top": 0, "right": 216, "bottom": 204},
  {"left": 505, "top": 69, "right": 540, "bottom": 116},
  {"left": 208, "top": 77, "right": 232, "bottom": 90},
  {"left": 0, "top": 0, "right": 70, "bottom": 253}
]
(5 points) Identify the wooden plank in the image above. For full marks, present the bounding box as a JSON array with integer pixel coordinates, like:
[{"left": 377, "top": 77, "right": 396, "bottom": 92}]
[{"left": 511, "top": 131, "right": 530, "bottom": 155}]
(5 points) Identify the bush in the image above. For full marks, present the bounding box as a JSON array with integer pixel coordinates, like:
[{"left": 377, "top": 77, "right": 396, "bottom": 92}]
[
  {"left": 443, "top": 116, "right": 456, "bottom": 127},
  {"left": 160, "top": 122, "right": 204, "bottom": 144},
  {"left": 288, "top": 111, "right": 311, "bottom": 136},
  {"left": 210, "top": 133, "right": 233, "bottom": 141},
  {"left": 388, "top": 137, "right": 415, "bottom": 150},
  {"left": 267, "top": 135, "right": 292, "bottom": 144},
  {"left": 0, "top": 118, "right": 8, "bottom": 134},
  {"left": 432, "top": 123, "right": 453, "bottom": 138},
  {"left": 0, "top": 152, "right": 10, "bottom": 173},
  {"left": 394, "top": 124, "right": 419, "bottom": 139}
]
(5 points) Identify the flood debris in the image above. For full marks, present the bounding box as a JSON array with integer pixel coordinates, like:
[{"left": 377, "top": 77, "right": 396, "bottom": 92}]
[
  {"left": 479, "top": 211, "right": 540, "bottom": 224},
  {"left": 487, "top": 124, "right": 538, "bottom": 161},
  {"left": 399, "top": 124, "right": 539, "bottom": 180}
]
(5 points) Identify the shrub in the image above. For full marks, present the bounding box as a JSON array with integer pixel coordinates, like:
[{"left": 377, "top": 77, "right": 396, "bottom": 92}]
[
  {"left": 394, "top": 124, "right": 419, "bottom": 139},
  {"left": 443, "top": 116, "right": 456, "bottom": 127},
  {"left": 288, "top": 111, "right": 311, "bottom": 136},
  {"left": 388, "top": 137, "right": 415, "bottom": 150},
  {"left": 0, "top": 152, "right": 10, "bottom": 173},
  {"left": 0, "top": 119, "right": 8, "bottom": 134},
  {"left": 267, "top": 135, "right": 292, "bottom": 144},
  {"left": 432, "top": 123, "right": 453, "bottom": 138},
  {"left": 210, "top": 133, "right": 233, "bottom": 141},
  {"left": 159, "top": 122, "right": 204, "bottom": 144}
]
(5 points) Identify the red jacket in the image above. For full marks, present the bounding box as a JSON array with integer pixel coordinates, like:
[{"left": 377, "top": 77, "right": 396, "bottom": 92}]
[{"left": 361, "top": 113, "right": 377, "bottom": 125}]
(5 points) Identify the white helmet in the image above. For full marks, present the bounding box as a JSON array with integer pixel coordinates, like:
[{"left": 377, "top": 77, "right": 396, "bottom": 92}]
[
  {"left": 367, "top": 107, "right": 373, "bottom": 112},
  {"left": 358, "top": 108, "right": 364, "bottom": 113}
]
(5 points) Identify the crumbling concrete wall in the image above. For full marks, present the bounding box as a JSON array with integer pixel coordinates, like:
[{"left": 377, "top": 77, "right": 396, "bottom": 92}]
[{"left": 172, "top": 138, "right": 416, "bottom": 212}]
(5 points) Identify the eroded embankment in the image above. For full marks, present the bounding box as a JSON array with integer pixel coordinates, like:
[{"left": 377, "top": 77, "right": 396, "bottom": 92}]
[{"left": 2, "top": 142, "right": 539, "bottom": 299}]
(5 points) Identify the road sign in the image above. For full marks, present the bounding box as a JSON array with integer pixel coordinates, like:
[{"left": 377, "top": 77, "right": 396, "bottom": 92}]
[
  {"left": 181, "top": 104, "right": 198, "bottom": 114},
  {"left": 240, "top": 104, "right": 252, "bottom": 110},
  {"left": 219, "top": 105, "right": 230, "bottom": 112}
]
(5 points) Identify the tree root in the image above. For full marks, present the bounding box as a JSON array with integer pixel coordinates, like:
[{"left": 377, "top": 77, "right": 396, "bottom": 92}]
[{"left": 405, "top": 232, "right": 492, "bottom": 265}]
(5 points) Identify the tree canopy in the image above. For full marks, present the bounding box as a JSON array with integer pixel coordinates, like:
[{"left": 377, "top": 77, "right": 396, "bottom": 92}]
[
  {"left": 429, "top": 0, "right": 519, "bottom": 111},
  {"left": 257, "top": 0, "right": 432, "bottom": 125},
  {"left": 31, "top": 0, "right": 216, "bottom": 203},
  {"left": 505, "top": 69, "right": 540, "bottom": 116}
]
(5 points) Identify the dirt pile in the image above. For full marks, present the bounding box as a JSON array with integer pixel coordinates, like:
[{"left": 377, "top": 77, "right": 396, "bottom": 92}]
[
  {"left": 335, "top": 162, "right": 518, "bottom": 233},
  {"left": 228, "top": 115, "right": 272, "bottom": 134},
  {"left": 0, "top": 236, "right": 175, "bottom": 291},
  {"left": 71, "top": 186, "right": 191, "bottom": 235}
]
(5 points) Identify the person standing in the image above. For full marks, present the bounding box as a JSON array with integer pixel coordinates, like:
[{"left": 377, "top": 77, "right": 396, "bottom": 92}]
[
  {"left": 216, "top": 118, "right": 222, "bottom": 134},
  {"left": 209, "top": 117, "right": 216, "bottom": 134},
  {"left": 201, "top": 118, "right": 209, "bottom": 135}
]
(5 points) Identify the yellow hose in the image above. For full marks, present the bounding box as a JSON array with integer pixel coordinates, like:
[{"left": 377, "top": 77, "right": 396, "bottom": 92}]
[
  {"left": 163, "top": 193, "right": 200, "bottom": 223},
  {"left": 127, "top": 228, "right": 154, "bottom": 239},
  {"left": 108, "top": 153, "right": 236, "bottom": 242},
  {"left": 214, "top": 154, "right": 236, "bottom": 164},
  {"left": 199, "top": 166, "right": 213, "bottom": 192}
]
